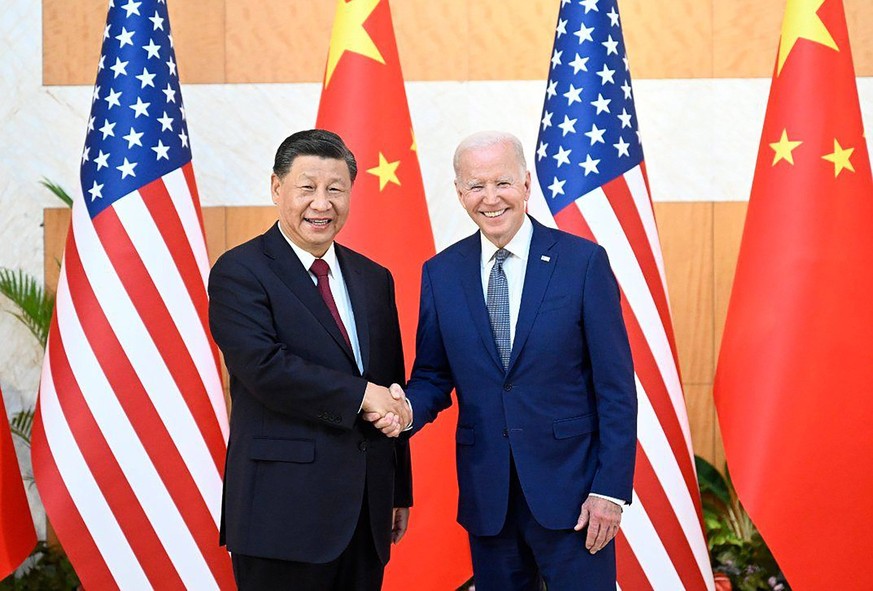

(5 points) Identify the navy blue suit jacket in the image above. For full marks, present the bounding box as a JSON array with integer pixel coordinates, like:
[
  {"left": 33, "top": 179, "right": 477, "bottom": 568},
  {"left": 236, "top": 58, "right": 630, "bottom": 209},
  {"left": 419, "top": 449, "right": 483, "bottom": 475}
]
[
  {"left": 407, "top": 216, "right": 636, "bottom": 536},
  {"left": 208, "top": 224, "right": 412, "bottom": 564}
]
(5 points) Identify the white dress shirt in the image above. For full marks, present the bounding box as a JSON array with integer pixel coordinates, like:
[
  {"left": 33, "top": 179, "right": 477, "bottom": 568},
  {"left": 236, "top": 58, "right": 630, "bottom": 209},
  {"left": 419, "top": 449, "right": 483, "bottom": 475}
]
[
  {"left": 479, "top": 216, "right": 624, "bottom": 508},
  {"left": 278, "top": 226, "right": 364, "bottom": 375}
]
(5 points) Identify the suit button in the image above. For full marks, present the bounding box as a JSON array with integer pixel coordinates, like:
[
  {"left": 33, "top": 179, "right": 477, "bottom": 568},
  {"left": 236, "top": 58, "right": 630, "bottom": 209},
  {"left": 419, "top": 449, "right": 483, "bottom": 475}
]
[
  {"left": 359, "top": 441, "right": 368, "bottom": 452},
  {"left": 503, "top": 383, "right": 513, "bottom": 392},
  {"left": 502, "top": 429, "right": 508, "bottom": 438}
]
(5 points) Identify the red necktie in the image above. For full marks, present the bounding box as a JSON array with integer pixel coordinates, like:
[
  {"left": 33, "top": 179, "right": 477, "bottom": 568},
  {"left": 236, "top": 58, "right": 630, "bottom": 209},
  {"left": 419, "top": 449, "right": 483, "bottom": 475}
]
[{"left": 310, "top": 258, "right": 352, "bottom": 349}]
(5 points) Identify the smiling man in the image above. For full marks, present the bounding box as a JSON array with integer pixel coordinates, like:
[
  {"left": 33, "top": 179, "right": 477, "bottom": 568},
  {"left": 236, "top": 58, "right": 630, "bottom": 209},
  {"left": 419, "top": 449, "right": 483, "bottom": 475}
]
[
  {"left": 208, "top": 129, "right": 412, "bottom": 591},
  {"left": 373, "top": 131, "right": 637, "bottom": 590}
]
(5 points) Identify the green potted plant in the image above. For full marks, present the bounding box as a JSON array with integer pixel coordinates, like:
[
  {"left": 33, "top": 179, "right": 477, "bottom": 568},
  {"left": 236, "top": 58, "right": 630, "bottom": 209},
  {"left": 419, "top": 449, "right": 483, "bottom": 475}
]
[{"left": 695, "top": 456, "right": 789, "bottom": 591}]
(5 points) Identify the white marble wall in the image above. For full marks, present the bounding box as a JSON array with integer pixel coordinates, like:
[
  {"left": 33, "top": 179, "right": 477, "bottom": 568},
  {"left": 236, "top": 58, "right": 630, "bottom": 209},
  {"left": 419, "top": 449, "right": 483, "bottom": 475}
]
[{"left": 2, "top": 0, "right": 873, "bottom": 537}]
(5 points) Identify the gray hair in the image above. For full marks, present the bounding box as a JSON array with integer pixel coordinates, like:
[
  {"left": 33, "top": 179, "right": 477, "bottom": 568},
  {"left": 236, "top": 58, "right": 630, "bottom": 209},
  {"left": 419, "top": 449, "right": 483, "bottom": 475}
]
[{"left": 453, "top": 131, "right": 527, "bottom": 179}]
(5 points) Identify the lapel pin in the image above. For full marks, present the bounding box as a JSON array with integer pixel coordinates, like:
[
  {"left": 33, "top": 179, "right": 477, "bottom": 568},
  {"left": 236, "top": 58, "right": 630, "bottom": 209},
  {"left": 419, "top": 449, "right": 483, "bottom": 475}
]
[{"left": 541, "top": 255, "right": 551, "bottom": 263}]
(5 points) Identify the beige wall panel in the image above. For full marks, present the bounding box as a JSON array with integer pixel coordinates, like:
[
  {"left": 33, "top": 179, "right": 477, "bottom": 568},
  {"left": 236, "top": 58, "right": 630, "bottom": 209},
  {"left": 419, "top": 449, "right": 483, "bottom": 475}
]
[
  {"left": 43, "top": 208, "right": 71, "bottom": 295},
  {"left": 465, "top": 0, "right": 556, "bottom": 81},
  {"left": 653, "top": 202, "right": 714, "bottom": 385},
  {"left": 392, "top": 1, "right": 470, "bottom": 81},
  {"left": 201, "top": 207, "right": 226, "bottom": 265},
  {"left": 684, "top": 384, "right": 716, "bottom": 465},
  {"left": 44, "top": 0, "right": 226, "bottom": 85},
  {"left": 169, "top": 0, "right": 226, "bottom": 83},
  {"left": 621, "top": 0, "right": 713, "bottom": 79},
  {"left": 224, "top": 206, "right": 277, "bottom": 250},
  {"left": 42, "top": 0, "right": 105, "bottom": 86},
  {"left": 712, "top": 201, "right": 747, "bottom": 359},
  {"left": 713, "top": 0, "right": 873, "bottom": 78},
  {"left": 225, "top": 1, "right": 333, "bottom": 83}
]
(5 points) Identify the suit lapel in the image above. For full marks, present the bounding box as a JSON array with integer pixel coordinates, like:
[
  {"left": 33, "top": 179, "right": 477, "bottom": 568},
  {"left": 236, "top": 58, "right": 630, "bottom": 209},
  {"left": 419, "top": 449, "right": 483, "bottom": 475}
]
[
  {"left": 262, "top": 225, "right": 357, "bottom": 367},
  {"left": 508, "top": 218, "right": 558, "bottom": 371},
  {"left": 336, "top": 244, "right": 370, "bottom": 373},
  {"left": 458, "top": 234, "right": 505, "bottom": 371}
]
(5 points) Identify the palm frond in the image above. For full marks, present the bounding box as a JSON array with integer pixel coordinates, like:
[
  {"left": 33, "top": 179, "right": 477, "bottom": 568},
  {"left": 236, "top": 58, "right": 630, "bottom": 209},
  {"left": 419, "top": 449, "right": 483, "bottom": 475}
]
[
  {"left": 0, "top": 268, "right": 54, "bottom": 347},
  {"left": 10, "top": 408, "right": 35, "bottom": 446},
  {"left": 39, "top": 177, "right": 74, "bottom": 207}
]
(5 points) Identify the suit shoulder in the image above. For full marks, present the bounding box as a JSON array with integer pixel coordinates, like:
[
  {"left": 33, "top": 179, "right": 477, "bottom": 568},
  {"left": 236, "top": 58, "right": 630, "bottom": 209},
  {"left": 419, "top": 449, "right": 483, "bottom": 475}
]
[
  {"left": 548, "top": 225, "right": 601, "bottom": 253},
  {"left": 213, "top": 232, "right": 265, "bottom": 270},
  {"left": 426, "top": 232, "right": 478, "bottom": 268},
  {"left": 335, "top": 244, "right": 392, "bottom": 279}
]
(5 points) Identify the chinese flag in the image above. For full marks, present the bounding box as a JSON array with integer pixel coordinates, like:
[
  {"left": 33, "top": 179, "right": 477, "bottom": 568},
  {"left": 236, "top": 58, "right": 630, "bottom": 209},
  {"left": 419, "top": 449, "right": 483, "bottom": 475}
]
[
  {"left": 316, "top": 1, "right": 471, "bottom": 589},
  {"left": 0, "top": 387, "right": 36, "bottom": 579},
  {"left": 714, "top": 1, "right": 873, "bottom": 589}
]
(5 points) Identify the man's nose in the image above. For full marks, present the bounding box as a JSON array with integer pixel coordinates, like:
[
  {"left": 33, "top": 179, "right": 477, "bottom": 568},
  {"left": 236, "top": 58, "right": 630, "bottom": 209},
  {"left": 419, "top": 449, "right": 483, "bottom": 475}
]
[{"left": 310, "top": 189, "right": 331, "bottom": 210}]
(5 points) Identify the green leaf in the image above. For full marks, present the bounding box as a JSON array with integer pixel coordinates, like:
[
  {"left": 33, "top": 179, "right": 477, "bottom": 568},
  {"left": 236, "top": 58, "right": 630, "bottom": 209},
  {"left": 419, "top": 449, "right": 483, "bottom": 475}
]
[
  {"left": 695, "top": 455, "right": 731, "bottom": 504},
  {"left": 10, "top": 409, "right": 34, "bottom": 446},
  {"left": 0, "top": 269, "right": 54, "bottom": 348},
  {"left": 38, "top": 178, "right": 73, "bottom": 207}
]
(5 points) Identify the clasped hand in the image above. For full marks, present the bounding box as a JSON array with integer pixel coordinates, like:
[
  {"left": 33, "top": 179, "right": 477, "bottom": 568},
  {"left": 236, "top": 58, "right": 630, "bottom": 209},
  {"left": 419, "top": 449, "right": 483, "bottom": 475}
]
[{"left": 361, "top": 383, "right": 409, "bottom": 438}]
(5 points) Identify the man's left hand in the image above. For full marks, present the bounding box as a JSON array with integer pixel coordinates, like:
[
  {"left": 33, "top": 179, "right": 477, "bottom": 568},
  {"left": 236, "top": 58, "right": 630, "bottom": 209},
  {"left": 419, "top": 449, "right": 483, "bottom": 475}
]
[
  {"left": 392, "top": 507, "right": 410, "bottom": 544},
  {"left": 574, "top": 495, "right": 622, "bottom": 554}
]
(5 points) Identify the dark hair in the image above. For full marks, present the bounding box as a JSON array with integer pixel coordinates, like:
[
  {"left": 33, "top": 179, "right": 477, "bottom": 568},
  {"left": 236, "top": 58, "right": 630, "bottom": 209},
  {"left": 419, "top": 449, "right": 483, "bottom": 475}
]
[{"left": 272, "top": 129, "right": 357, "bottom": 181}]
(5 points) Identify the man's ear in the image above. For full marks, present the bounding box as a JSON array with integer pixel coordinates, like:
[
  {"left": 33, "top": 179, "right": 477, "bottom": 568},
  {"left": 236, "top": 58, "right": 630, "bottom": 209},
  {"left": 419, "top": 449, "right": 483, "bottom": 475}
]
[{"left": 270, "top": 174, "right": 281, "bottom": 204}]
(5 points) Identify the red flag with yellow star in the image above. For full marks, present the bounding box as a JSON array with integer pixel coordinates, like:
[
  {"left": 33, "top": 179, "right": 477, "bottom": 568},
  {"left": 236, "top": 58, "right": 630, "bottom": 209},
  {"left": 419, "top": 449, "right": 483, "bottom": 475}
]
[
  {"left": 316, "top": 1, "right": 471, "bottom": 588},
  {"left": 714, "top": 0, "right": 873, "bottom": 588}
]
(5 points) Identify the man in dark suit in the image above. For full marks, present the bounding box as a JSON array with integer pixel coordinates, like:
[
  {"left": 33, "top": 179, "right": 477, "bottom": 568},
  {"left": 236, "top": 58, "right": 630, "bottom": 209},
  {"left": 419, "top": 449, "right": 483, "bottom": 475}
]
[
  {"left": 370, "top": 131, "right": 636, "bottom": 590},
  {"left": 208, "top": 129, "right": 412, "bottom": 591}
]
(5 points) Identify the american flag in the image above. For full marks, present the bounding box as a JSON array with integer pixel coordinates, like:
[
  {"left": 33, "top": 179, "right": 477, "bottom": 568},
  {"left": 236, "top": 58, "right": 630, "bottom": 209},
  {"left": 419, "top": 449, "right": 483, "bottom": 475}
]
[
  {"left": 534, "top": 1, "right": 714, "bottom": 589},
  {"left": 31, "top": 1, "right": 234, "bottom": 588}
]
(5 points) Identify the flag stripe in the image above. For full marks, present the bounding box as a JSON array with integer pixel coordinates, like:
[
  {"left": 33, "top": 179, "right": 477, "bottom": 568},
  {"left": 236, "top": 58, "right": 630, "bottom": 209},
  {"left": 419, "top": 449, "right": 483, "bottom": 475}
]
[
  {"left": 120, "top": 186, "right": 228, "bottom": 447},
  {"left": 94, "top": 204, "right": 226, "bottom": 475},
  {"left": 62, "top": 233, "right": 231, "bottom": 585},
  {"left": 31, "top": 410, "right": 120, "bottom": 591},
  {"left": 622, "top": 297, "right": 704, "bottom": 516},
  {"left": 602, "top": 173, "right": 678, "bottom": 370},
  {"left": 575, "top": 193, "right": 691, "bottom": 450},
  {"left": 38, "top": 333, "right": 152, "bottom": 590},
  {"left": 71, "top": 193, "right": 223, "bottom": 523},
  {"left": 615, "top": 531, "right": 654, "bottom": 591},
  {"left": 633, "top": 439, "right": 710, "bottom": 590},
  {"left": 47, "top": 312, "right": 185, "bottom": 590},
  {"left": 622, "top": 491, "right": 685, "bottom": 589},
  {"left": 55, "top": 255, "right": 218, "bottom": 590},
  {"left": 159, "top": 169, "right": 228, "bottom": 398}
]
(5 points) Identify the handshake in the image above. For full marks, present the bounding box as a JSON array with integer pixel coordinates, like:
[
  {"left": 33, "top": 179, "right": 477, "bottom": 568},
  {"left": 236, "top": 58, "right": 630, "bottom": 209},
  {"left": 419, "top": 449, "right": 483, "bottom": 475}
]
[{"left": 361, "top": 382, "right": 411, "bottom": 438}]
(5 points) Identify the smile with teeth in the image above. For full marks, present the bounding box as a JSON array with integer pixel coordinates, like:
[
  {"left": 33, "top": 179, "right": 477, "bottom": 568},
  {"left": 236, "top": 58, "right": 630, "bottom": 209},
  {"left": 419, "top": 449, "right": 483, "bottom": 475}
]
[
  {"left": 482, "top": 209, "right": 507, "bottom": 218},
  {"left": 305, "top": 218, "right": 332, "bottom": 227}
]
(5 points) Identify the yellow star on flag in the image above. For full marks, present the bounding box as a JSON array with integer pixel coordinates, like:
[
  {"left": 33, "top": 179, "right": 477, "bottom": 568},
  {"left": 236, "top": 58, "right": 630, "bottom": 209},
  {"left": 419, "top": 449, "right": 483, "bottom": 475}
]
[
  {"left": 367, "top": 152, "right": 401, "bottom": 190},
  {"left": 410, "top": 128, "right": 417, "bottom": 152},
  {"left": 822, "top": 139, "right": 855, "bottom": 177},
  {"left": 325, "top": 0, "right": 385, "bottom": 87},
  {"left": 777, "top": 0, "right": 838, "bottom": 76},
  {"left": 770, "top": 129, "right": 803, "bottom": 165}
]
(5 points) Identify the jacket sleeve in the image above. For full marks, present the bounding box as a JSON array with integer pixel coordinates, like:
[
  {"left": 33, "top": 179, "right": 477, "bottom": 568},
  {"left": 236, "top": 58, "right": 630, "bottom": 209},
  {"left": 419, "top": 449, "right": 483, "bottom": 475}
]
[
  {"left": 384, "top": 268, "right": 413, "bottom": 508},
  {"left": 406, "top": 262, "right": 456, "bottom": 437},
  {"left": 208, "top": 253, "right": 367, "bottom": 430},
  {"left": 582, "top": 245, "right": 638, "bottom": 503}
]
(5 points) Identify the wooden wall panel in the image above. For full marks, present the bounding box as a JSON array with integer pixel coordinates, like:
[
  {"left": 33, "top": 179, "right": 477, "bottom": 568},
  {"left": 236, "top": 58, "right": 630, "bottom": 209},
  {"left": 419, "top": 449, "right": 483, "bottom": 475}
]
[
  {"left": 201, "top": 206, "right": 227, "bottom": 265},
  {"left": 45, "top": 0, "right": 873, "bottom": 84},
  {"left": 42, "top": 202, "right": 744, "bottom": 472},
  {"left": 225, "top": 1, "right": 334, "bottom": 84},
  {"left": 43, "top": 0, "right": 226, "bottom": 85},
  {"left": 43, "top": 208, "right": 71, "bottom": 295},
  {"left": 224, "top": 206, "right": 277, "bottom": 250},
  {"left": 654, "top": 202, "right": 714, "bottom": 384},
  {"left": 714, "top": 0, "right": 873, "bottom": 78},
  {"left": 713, "top": 201, "right": 747, "bottom": 357},
  {"left": 621, "top": 0, "right": 713, "bottom": 79}
]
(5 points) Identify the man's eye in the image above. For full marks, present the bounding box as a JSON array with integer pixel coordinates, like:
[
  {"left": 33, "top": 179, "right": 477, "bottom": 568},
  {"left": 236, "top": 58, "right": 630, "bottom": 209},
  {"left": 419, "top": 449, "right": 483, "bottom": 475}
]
[
  {"left": 470, "top": 185, "right": 483, "bottom": 192},
  {"left": 498, "top": 182, "right": 511, "bottom": 187}
]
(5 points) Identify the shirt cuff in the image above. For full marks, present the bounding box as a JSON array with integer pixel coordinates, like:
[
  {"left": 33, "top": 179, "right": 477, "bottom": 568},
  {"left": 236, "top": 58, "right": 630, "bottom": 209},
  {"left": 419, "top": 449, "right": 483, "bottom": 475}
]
[
  {"left": 589, "top": 493, "right": 626, "bottom": 508},
  {"left": 402, "top": 398, "right": 413, "bottom": 431}
]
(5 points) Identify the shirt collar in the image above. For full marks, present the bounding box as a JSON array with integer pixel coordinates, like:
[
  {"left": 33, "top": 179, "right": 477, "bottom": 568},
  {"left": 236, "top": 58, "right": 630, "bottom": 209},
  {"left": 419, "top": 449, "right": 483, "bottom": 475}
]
[
  {"left": 278, "top": 223, "right": 339, "bottom": 276},
  {"left": 480, "top": 215, "right": 533, "bottom": 264}
]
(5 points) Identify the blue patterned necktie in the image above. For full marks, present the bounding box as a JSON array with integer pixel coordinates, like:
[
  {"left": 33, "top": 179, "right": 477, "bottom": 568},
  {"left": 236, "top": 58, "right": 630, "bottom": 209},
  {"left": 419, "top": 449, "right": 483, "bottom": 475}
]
[{"left": 487, "top": 248, "right": 511, "bottom": 369}]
